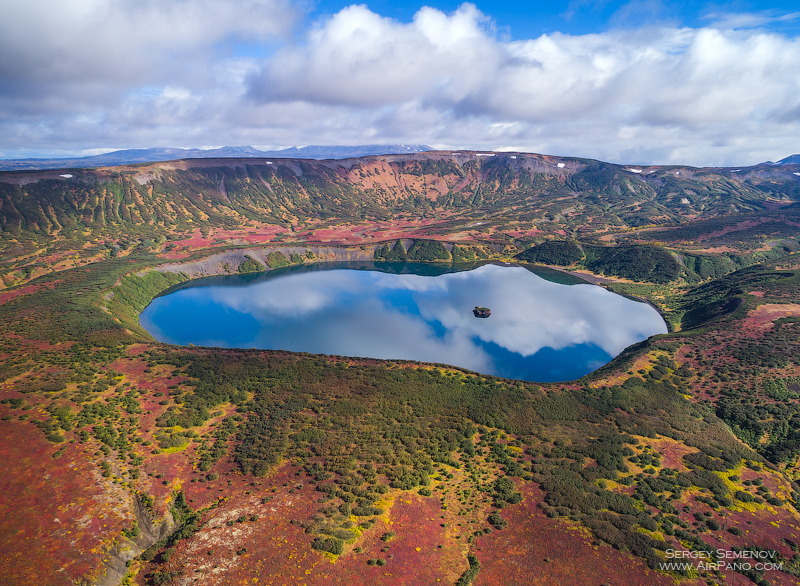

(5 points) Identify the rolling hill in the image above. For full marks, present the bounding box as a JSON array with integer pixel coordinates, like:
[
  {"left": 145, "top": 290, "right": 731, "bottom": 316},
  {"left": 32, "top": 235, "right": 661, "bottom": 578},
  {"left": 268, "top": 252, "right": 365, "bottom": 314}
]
[{"left": 1, "top": 150, "right": 800, "bottom": 586}]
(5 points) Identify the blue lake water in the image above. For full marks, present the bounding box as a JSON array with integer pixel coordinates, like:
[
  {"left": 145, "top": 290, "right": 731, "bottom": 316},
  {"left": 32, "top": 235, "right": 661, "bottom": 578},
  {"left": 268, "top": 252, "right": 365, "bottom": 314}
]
[{"left": 140, "top": 262, "right": 667, "bottom": 382}]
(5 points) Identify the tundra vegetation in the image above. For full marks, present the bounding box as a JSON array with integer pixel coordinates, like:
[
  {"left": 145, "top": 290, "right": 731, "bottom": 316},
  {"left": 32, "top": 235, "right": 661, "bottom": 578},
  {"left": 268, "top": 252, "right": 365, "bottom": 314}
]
[{"left": 1, "top": 152, "right": 800, "bottom": 585}]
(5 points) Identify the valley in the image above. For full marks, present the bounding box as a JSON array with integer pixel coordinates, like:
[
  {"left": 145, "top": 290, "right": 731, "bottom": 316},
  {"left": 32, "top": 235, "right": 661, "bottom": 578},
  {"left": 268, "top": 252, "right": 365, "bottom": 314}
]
[{"left": 1, "top": 151, "right": 800, "bottom": 586}]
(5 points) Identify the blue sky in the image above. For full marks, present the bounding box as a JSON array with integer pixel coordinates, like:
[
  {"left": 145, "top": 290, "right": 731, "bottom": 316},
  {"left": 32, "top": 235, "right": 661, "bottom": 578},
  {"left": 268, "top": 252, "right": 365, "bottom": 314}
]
[
  {"left": 1, "top": 0, "right": 799, "bottom": 165},
  {"left": 309, "top": 0, "right": 800, "bottom": 38}
]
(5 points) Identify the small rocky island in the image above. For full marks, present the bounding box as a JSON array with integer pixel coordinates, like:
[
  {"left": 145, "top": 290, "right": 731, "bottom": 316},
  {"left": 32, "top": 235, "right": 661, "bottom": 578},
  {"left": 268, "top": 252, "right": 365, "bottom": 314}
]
[{"left": 473, "top": 306, "right": 491, "bottom": 318}]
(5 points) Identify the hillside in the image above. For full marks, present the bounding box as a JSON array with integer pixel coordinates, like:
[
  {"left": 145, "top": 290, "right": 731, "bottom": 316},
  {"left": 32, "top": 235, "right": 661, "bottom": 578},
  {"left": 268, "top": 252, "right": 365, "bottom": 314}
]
[
  {"left": 1, "top": 151, "right": 800, "bottom": 586},
  {"left": 1, "top": 151, "right": 799, "bottom": 290}
]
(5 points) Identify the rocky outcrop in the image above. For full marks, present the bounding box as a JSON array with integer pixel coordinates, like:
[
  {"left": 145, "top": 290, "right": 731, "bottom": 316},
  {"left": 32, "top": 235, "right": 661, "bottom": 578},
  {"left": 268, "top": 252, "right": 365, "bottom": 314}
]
[
  {"left": 153, "top": 245, "right": 379, "bottom": 279},
  {"left": 93, "top": 494, "right": 175, "bottom": 586}
]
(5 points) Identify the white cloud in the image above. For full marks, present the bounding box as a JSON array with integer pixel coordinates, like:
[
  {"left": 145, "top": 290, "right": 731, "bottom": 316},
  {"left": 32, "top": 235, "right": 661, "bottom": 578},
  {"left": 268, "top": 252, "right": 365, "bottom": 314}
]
[
  {"left": 250, "top": 4, "right": 500, "bottom": 106},
  {"left": 250, "top": 10, "right": 800, "bottom": 130},
  {"left": 0, "top": 0, "right": 297, "bottom": 121},
  {"left": 1, "top": 1, "right": 799, "bottom": 165},
  {"left": 243, "top": 5, "right": 800, "bottom": 165},
  {"left": 0, "top": 0, "right": 295, "bottom": 82},
  {"left": 703, "top": 10, "right": 800, "bottom": 30}
]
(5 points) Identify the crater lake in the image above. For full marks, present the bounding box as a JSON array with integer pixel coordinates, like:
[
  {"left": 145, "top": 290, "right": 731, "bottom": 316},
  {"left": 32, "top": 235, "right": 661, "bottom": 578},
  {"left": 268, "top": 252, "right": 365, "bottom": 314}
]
[{"left": 140, "top": 262, "right": 667, "bottom": 382}]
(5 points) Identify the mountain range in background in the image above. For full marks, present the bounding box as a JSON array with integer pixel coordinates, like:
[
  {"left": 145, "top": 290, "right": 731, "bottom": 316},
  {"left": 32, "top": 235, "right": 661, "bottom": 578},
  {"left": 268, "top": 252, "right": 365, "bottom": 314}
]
[
  {"left": 763, "top": 154, "right": 800, "bottom": 165},
  {"left": 2, "top": 144, "right": 799, "bottom": 172},
  {"left": 0, "top": 144, "right": 434, "bottom": 171}
]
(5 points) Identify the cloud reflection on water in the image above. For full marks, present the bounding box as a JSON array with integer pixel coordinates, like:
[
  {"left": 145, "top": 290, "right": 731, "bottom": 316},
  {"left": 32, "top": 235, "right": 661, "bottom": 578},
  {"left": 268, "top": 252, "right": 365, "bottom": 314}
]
[{"left": 141, "top": 263, "right": 667, "bottom": 381}]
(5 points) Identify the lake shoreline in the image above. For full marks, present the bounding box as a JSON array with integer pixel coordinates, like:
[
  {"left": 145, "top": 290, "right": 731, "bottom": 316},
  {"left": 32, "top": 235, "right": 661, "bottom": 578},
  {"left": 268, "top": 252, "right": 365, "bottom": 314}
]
[{"left": 141, "top": 262, "right": 667, "bottom": 383}]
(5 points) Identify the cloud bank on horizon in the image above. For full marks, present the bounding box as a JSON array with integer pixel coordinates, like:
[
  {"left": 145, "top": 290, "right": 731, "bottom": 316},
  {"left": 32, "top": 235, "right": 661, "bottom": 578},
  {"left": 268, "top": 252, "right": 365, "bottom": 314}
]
[{"left": 1, "top": 0, "right": 799, "bottom": 166}]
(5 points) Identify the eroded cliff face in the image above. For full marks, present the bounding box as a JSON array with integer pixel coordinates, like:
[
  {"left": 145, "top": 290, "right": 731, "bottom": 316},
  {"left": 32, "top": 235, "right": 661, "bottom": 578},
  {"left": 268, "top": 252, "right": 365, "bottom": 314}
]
[
  {"left": 151, "top": 245, "right": 378, "bottom": 279},
  {"left": 94, "top": 495, "right": 176, "bottom": 586}
]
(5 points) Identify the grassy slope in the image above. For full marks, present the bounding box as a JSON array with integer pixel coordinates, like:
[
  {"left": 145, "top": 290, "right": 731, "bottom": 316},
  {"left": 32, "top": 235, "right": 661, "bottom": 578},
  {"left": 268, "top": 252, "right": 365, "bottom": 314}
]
[
  {"left": 1, "top": 153, "right": 799, "bottom": 288},
  {"left": 2, "top": 154, "right": 800, "bottom": 585}
]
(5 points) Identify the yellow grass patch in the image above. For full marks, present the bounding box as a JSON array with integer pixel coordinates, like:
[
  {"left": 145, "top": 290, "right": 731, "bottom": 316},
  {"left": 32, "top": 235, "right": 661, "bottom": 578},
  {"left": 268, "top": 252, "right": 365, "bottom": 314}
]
[{"left": 162, "top": 441, "right": 189, "bottom": 453}]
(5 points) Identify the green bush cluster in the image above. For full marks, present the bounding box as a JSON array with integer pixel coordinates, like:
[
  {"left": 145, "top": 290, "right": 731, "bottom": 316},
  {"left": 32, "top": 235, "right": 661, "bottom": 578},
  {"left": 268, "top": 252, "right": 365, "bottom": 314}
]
[
  {"left": 237, "top": 255, "right": 263, "bottom": 273},
  {"left": 515, "top": 241, "right": 582, "bottom": 266},
  {"left": 583, "top": 244, "right": 681, "bottom": 283},
  {"left": 455, "top": 554, "right": 480, "bottom": 586},
  {"left": 374, "top": 239, "right": 451, "bottom": 262},
  {"left": 311, "top": 536, "right": 344, "bottom": 555},
  {"left": 266, "top": 251, "right": 290, "bottom": 268}
]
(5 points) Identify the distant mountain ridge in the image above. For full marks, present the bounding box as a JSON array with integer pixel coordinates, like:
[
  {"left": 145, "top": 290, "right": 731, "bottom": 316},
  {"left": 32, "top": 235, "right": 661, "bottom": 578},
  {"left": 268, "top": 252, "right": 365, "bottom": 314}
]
[
  {"left": 0, "top": 144, "right": 434, "bottom": 171},
  {"left": 762, "top": 154, "right": 800, "bottom": 165},
  {"left": 2, "top": 149, "right": 799, "bottom": 252}
]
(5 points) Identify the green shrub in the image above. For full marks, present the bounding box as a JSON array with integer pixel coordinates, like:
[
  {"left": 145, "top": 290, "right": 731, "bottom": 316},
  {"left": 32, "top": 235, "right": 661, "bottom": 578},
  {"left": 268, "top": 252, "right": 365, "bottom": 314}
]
[
  {"left": 266, "top": 251, "right": 290, "bottom": 268},
  {"left": 352, "top": 506, "right": 383, "bottom": 516},
  {"left": 380, "top": 532, "right": 395, "bottom": 542},
  {"left": 311, "top": 536, "right": 344, "bottom": 555},
  {"left": 488, "top": 512, "right": 508, "bottom": 529},
  {"left": 455, "top": 554, "right": 480, "bottom": 586},
  {"left": 237, "top": 256, "right": 262, "bottom": 274}
]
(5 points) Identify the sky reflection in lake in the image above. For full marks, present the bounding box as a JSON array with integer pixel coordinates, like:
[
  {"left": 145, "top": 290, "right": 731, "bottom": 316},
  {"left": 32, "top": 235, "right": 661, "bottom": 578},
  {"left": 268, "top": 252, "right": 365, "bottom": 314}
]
[{"left": 140, "top": 263, "right": 667, "bottom": 382}]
